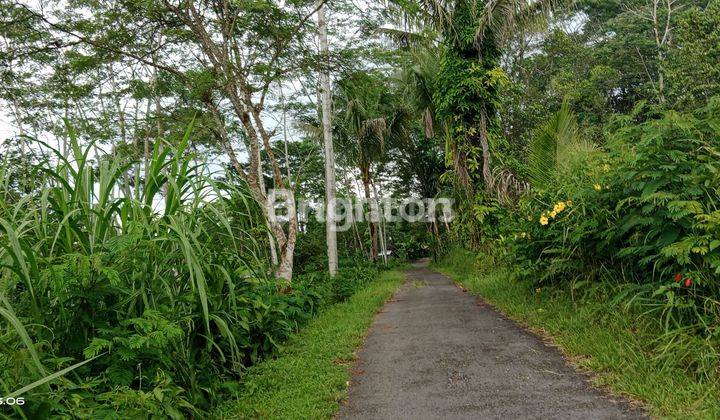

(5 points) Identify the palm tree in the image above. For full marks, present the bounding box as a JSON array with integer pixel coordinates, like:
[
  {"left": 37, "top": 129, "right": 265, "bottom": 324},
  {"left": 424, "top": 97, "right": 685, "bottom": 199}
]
[
  {"left": 389, "top": 0, "right": 570, "bottom": 196},
  {"left": 395, "top": 50, "right": 449, "bottom": 250},
  {"left": 334, "top": 71, "right": 410, "bottom": 261},
  {"left": 399, "top": 47, "right": 444, "bottom": 141}
]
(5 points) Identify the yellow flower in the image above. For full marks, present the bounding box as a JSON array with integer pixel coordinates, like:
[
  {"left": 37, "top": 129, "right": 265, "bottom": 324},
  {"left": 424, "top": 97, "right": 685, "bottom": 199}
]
[
  {"left": 593, "top": 183, "right": 602, "bottom": 191},
  {"left": 527, "top": 215, "right": 533, "bottom": 221},
  {"left": 567, "top": 200, "right": 573, "bottom": 206},
  {"left": 554, "top": 202, "right": 566, "bottom": 213},
  {"left": 549, "top": 210, "right": 557, "bottom": 218},
  {"left": 535, "top": 287, "right": 542, "bottom": 294},
  {"left": 539, "top": 216, "right": 549, "bottom": 226},
  {"left": 603, "top": 163, "right": 610, "bottom": 172}
]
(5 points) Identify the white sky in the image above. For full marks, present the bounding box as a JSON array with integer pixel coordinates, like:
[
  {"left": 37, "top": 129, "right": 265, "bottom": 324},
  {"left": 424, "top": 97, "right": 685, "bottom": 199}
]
[
  {"left": 0, "top": 1, "right": 365, "bottom": 146},
  {"left": 0, "top": 117, "right": 13, "bottom": 140}
]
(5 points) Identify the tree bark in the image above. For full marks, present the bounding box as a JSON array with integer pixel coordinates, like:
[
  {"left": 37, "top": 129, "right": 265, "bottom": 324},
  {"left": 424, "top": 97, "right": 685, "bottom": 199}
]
[
  {"left": 479, "top": 108, "right": 493, "bottom": 193},
  {"left": 362, "top": 167, "right": 378, "bottom": 262},
  {"left": 318, "top": 3, "right": 338, "bottom": 277},
  {"left": 371, "top": 178, "right": 387, "bottom": 265},
  {"left": 143, "top": 98, "right": 151, "bottom": 192},
  {"left": 452, "top": 141, "right": 473, "bottom": 197},
  {"left": 275, "top": 214, "right": 297, "bottom": 282},
  {"left": 255, "top": 138, "right": 279, "bottom": 266},
  {"left": 344, "top": 172, "right": 366, "bottom": 257}
]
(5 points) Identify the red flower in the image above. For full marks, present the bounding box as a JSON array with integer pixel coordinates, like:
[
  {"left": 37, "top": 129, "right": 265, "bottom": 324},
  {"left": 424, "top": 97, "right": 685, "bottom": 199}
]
[
  {"left": 684, "top": 278, "right": 693, "bottom": 287},
  {"left": 674, "top": 273, "right": 682, "bottom": 282}
]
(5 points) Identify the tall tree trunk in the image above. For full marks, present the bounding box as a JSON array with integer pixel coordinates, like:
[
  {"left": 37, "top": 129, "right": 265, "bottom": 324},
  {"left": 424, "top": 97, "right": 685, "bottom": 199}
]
[
  {"left": 62, "top": 102, "right": 69, "bottom": 159},
  {"left": 371, "top": 179, "right": 387, "bottom": 265},
  {"left": 432, "top": 218, "right": 441, "bottom": 246},
  {"left": 111, "top": 74, "right": 133, "bottom": 199},
  {"left": 132, "top": 101, "right": 141, "bottom": 200},
  {"left": 352, "top": 214, "right": 364, "bottom": 255},
  {"left": 449, "top": 121, "right": 473, "bottom": 197},
  {"left": 143, "top": 98, "right": 151, "bottom": 191},
  {"left": 204, "top": 94, "right": 294, "bottom": 280},
  {"left": 275, "top": 215, "right": 297, "bottom": 282},
  {"left": 344, "top": 173, "right": 366, "bottom": 257},
  {"left": 267, "top": 231, "right": 279, "bottom": 266},
  {"left": 152, "top": 49, "right": 167, "bottom": 197},
  {"left": 256, "top": 145, "right": 279, "bottom": 266},
  {"left": 318, "top": 3, "right": 338, "bottom": 277},
  {"left": 3, "top": 38, "right": 27, "bottom": 155},
  {"left": 362, "top": 167, "right": 378, "bottom": 262},
  {"left": 479, "top": 109, "right": 493, "bottom": 193},
  {"left": 650, "top": 0, "right": 671, "bottom": 104}
]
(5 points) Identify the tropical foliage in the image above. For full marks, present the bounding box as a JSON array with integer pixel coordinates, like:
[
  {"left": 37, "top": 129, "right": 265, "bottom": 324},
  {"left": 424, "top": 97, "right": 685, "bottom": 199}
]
[
  {"left": 3, "top": 0, "right": 720, "bottom": 416},
  {"left": 0, "top": 126, "right": 384, "bottom": 417}
]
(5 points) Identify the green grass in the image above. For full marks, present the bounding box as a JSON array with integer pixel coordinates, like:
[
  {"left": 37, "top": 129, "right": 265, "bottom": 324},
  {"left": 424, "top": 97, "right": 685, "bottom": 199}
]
[
  {"left": 215, "top": 269, "right": 405, "bottom": 419},
  {"left": 434, "top": 249, "right": 720, "bottom": 419}
]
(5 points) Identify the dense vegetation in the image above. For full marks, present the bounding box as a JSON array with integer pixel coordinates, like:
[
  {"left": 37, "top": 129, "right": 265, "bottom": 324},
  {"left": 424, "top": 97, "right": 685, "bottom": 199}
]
[
  {"left": 215, "top": 270, "right": 405, "bottom": 419},
  {"left": 0, "top": 127, "right": 387, "bottom": 417},
  {"left": 2, "top": 0, "right": 720, "bottom": 417}
]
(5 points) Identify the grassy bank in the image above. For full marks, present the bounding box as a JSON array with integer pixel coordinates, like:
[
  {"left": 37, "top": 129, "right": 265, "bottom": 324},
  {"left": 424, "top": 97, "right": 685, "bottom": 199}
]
[
  {"left": 434, "top": 249, "right": 720, "bottom": 419},
  {"left": 215, "top": 269, "right": 405, "bottom": 419}
]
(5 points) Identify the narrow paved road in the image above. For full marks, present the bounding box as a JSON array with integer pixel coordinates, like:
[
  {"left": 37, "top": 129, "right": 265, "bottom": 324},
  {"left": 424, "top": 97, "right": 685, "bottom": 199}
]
[{"left": 338, "top": 263, "right": 644, "bottom": 419}]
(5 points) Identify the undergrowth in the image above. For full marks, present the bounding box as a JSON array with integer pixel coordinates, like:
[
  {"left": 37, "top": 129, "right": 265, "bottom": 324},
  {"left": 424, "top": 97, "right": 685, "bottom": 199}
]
[
  {"left": 0, "top": 126, "right": 385, "bottom": 418},
  {"left": 215, "top": 269, "right": 405, "bottom": 419}
]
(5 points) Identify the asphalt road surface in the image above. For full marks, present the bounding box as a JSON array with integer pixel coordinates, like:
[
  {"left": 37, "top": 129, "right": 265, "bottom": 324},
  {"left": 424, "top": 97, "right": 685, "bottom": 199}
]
[{"left": 338, "top": 263, "right": 644, "bottom": 420}]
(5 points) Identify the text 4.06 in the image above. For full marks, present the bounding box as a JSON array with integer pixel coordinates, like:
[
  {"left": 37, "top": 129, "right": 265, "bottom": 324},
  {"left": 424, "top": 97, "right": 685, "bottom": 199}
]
[{"left": 0, "top": 397, "right": 25, "bottom": 405}]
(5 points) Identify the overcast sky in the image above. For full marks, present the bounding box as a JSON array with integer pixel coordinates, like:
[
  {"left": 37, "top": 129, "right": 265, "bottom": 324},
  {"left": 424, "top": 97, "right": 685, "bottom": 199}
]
[
  {"left": 0, "top": 0, "right": 375, "bottom": 147},
  {"left": 0, "top": 105, "right": 17, "bottom": 140}
]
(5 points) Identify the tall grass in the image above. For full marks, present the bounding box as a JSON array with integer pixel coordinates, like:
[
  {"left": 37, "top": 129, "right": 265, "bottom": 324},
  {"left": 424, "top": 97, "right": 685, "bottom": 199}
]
[{"left": 0, "top": 124, "right": 312, "bottom": 417}]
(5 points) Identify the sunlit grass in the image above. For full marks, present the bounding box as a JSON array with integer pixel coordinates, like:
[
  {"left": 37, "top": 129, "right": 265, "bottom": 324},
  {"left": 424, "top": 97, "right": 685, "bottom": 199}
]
[{"left": 216, "top": 270, "right": 405, "bottom": 419}]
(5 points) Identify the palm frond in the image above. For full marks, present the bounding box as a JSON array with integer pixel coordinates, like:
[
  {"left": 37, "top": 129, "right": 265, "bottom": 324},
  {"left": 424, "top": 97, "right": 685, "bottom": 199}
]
[
  {"left": 492, "top": 167, "right": 531, "bottom": 204},
  {"left": 383, "top": 0, "right": 451, "bottom": 36},
  {"left": 360, "top": 117, "right": 388, "bottom": 151},
  {"left": 475, "top": 0, "right": 573, "bottom": 47},
  {"left": 398, "top": 47, "right": 442, "bottom": 137},
  {"left": 417, "top": 0, "right": 454, "bottom": 32},
  {"left": 376, "top": 26, "right": 428, "bottom": 47},
  {"left": 387, "top": 107, "right": 413, "bottom": 145},
  {"left": 527, "top": 99, "right": 579, "bottom": 189}
]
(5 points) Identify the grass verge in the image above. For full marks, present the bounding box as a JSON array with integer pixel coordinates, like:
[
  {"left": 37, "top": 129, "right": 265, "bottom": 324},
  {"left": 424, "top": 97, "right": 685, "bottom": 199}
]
[
  {"left": 214, "top": 269, "right": 405, "bottom": 419},
  {"left": 434, "top": 249, "right": 720, "bottom": 419}
]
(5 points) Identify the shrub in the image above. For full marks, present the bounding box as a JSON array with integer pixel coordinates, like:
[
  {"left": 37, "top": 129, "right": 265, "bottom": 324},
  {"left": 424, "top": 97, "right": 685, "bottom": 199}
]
[
  {"left": 510, "top": 99, "right": 720, "bottom": 286},
  {"left": 486, "top": 98, "right": 720, "bottom": 377},
  {"left": 0, "top": 128, "right": 382, "bottom": 418}
]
